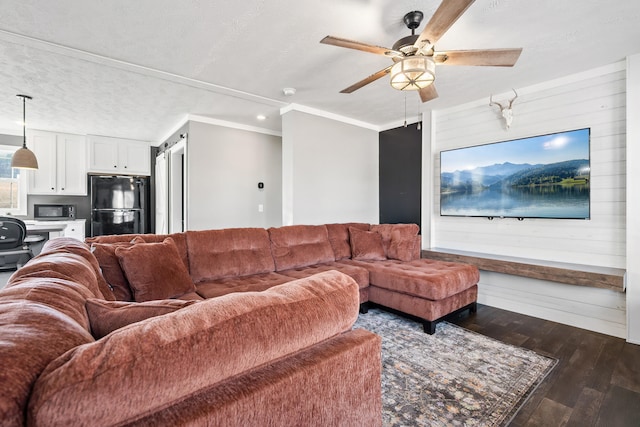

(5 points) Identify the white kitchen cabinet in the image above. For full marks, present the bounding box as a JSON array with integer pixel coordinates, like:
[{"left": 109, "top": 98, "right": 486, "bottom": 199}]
[
  {"left": 28, "top": 131, "right": 87, "bottom": 195},
  {"left": 23, "top": 219, "right": 86, "bottom": 242},
  {"left": 88, "top": 135, "right": 150, "bottom": 176},
  {"left": 63, "top": 220, "right": 86, "bottom": 241}
]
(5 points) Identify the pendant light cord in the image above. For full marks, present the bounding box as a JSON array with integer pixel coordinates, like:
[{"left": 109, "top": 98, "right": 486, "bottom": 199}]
[
  {"left": 16, "top": 94, "right": 32, "bottom": 149},
  {"left": 22, "top": 96, "right": 26, "bottom": 148}
]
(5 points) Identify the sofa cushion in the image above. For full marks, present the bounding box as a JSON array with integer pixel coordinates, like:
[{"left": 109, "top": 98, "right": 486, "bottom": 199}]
[
  {"left": 349, "top": 227, "right": 386, "bottom": 261},
  {"left": 85, "top": 298, "right": 199, "bottom": 339},
  {"left": 325, "top": 223, "right": 370, "bottom": 260},
  {"left": 279, "top": 263, "right": 369, "bottom": 290},
  {"left": 187, "top": 228, "right": 276, "bottom": 283},
  {"left": 268, "top": 225, "right": 335, "bottom": 271},
  {"left": 128, "top": 233, "right": 190, "bottom": 271},
  {"left": 195, "top": 272, "right": 293, "bottom": 299},
  {"left": 91, "top": 243, "right": 135, "bottom": 301},
  {"left": 87, "top": 233, "right": 190, "bottom": 272},
  {"left": 343, "top": 258, "right": 479, "bottom": 301},
  {"left": 370, "top": 223, "right": 420, "bottom": 260},
  {"left": 27, "top": 270, "right": 360, "bottom": 426},
  {"left": 115, "top": 237, "right": 196, "bottom": 302}
]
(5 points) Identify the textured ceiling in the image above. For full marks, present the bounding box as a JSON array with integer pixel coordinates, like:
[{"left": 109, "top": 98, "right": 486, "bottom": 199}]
[{"left": 0, "top": 0, "right": 639, "bottom": 143}]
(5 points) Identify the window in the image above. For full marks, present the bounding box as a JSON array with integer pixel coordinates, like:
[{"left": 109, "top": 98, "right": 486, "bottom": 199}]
[{"left": 0, "top": 145, "right": 27, "bottom": 216}]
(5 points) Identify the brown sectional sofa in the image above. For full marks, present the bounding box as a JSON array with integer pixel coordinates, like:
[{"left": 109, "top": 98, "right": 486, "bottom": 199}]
[
  {"left": 0, "top": 239, "right": 381, "bottom": 426},
  {"left": 0, "top": 221, "right": 478, "bottom": 426},
  {"left": 86, "top": 222, "right": 479, "bottom": 333}
]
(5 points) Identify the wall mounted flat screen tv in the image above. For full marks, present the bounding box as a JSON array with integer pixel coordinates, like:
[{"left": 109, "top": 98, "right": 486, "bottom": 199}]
[{"left": 440, "top": 128, "right": 590, "bottom": 219}]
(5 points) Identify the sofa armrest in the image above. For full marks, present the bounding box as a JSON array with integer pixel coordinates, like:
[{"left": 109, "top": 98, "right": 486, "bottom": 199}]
[
  {"left": 129, "top": 329, "right": 382, "bottom": 426},
  {"left": 28, "top": 270, "right": 361, "bottom": 426}
]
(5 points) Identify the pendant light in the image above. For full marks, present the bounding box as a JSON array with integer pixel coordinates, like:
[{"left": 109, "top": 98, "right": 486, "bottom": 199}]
[{"left": 11, "top": 94, "right": 38, "bottom": 170}]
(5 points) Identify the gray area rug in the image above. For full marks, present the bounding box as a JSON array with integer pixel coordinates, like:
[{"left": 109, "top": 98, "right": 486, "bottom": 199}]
[{"left": 354, "top": 309, "right": 557, "bottom": 427}]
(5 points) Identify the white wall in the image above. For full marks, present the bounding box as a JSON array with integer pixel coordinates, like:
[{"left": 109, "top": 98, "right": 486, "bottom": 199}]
[
  {"left": 425, "top": 62, "right": 627, "bottom": 338},
  {"left": 626, "top": 53, "right": 640, "bottom": 344},
  {"left": 281, "top": 110, "right": 379, "bottom": 225},
  {"left": 186, "top": 120, "right": 282, "bottom": 230}
]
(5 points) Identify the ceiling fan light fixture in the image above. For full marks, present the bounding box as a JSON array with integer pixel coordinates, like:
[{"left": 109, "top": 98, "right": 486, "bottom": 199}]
[{"left": 389, "top": 56, "right": 435, "bottom": 91}]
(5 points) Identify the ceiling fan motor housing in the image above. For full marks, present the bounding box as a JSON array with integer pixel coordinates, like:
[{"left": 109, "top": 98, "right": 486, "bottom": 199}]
[{"left": 392, "top": 34, "right": 420, "bottom": 56}]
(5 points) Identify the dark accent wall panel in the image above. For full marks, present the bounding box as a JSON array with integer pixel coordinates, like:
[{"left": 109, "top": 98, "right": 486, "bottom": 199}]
[{"left": 379, "top": 125, "right": 421, "bottom": 230}]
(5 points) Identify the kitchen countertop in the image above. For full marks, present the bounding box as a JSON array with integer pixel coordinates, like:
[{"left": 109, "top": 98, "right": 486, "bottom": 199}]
[{"left": 23, "top": 219, "right": 85, "bottom": 232}]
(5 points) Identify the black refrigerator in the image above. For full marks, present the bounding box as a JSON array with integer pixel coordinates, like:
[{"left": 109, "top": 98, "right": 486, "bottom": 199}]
[{"left": 90, "top": 175, "right": 149, "bottom": 237}]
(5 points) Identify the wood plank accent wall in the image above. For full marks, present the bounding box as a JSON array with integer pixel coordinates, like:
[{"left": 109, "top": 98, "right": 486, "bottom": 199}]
[{"left": 427, "top": 62, "right": 627, "bottom": 338}]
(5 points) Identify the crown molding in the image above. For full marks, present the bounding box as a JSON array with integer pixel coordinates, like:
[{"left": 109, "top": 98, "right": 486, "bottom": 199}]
[
  {"left": 187, "top": 115, "right": 282, "bottom": 137},
  {"left": 280, "top": 103, "right": 379, "bottom": 131}
]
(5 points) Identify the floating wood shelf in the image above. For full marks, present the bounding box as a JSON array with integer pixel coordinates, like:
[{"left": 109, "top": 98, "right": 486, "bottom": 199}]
[{"left": 421, "top": 248, "right": 626, "bottom": 292}]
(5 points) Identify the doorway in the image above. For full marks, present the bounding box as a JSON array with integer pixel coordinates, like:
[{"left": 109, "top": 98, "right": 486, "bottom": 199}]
[
  {"left": 155, "top": 153, "right": 168, "bottom": 234},
  {"left": 155, "top": 136, "right": 187, "bottom": 234},
  {"left": 168, "top": 140, "right": 186, "bottom": 233}
]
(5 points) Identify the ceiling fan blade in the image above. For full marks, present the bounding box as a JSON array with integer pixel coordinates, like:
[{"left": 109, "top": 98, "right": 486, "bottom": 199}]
[
  {"left": 414, "top": 0, "right": 475, "bottom": 51},
  {"left": 340, "top": 65, "right": 394, "bottom": 93},
  {"left": 419, "top": 85, "right": 439, "bottom": 103},
  {"left": 434, "top": 48, "right": 523, "bottom": 66},
  {"left": 321, "top": 36, "right": 402, "bottom": 57}
]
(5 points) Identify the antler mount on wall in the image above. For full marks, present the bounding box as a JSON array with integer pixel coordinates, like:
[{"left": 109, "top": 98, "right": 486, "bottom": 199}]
[{"left": 320, "top": 0, "right": 523, "bottom": 103}]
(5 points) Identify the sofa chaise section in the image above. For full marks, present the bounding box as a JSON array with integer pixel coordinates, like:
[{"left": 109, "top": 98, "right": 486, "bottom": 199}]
[{"left": 340, "top": 224, "right": 479, "bottom": 333}]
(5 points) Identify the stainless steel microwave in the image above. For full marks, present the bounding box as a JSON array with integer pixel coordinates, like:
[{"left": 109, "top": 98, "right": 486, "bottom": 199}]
[{"left": 34, "top": 204, "right": 76, "bottom": 220}]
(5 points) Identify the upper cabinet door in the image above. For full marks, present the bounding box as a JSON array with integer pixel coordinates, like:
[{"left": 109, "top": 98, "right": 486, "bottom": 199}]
[
  {"left": 88, "top": 135, "right": 150, "bottom": 176},
  {"left": 118, "top": 140, "right": 151, "bottom": 175},
  {"left": 57, "top": 133, "right": 87, "bottom": 195},
  {"left": 28, "top": 131, "right": 57, "bottom": 195},
  {"left": 28, "top": 131, "right": 86, "bottom": 195},
  {"left": 88, "top": 136, "right": 119, "bottom": 173}
]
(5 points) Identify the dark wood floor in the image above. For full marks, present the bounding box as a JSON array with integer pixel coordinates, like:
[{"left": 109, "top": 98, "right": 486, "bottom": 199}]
[{"left": 446, "top": 304, "right": 640, "bottom": 427}]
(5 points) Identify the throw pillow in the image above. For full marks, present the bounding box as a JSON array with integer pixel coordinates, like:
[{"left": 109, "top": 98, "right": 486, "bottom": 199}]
[
  {"left": 387, "top": 229, "right": 416, "bottom": 261},
  {"left": 370, "top": 223, "right": 419, "bottom": 258},
  {"left": 86, "top": 298, "right": 198, "bottom": 339},
  {"left": 115, "top": 237, "right": 196, "bottom": 302},
  {"left": 91, "top": 242, "right": 135, "bottom": 301},
  {"left": 325, "top": 223, "right": 370, "bottom": 260},
  {"left": 349, "top": 227, "right": 386, "bottom": 261}
]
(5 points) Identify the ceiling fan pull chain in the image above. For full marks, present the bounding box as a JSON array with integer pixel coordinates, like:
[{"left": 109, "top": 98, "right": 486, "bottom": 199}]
[{"left": 404, "top": 93, "right": 408, "bottom": 127}]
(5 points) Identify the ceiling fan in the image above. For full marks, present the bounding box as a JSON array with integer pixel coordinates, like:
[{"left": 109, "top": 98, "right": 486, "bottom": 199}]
[{"left": 320, "top": 0, "right": 522, "bottom": 103}]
